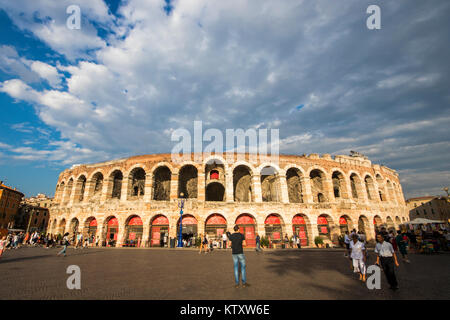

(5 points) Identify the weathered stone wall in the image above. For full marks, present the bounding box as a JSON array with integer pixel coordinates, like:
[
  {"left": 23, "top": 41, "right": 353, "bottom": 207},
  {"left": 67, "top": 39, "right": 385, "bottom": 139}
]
[{"left": 49, "top": 153, "right": 409, "bottom": 247}]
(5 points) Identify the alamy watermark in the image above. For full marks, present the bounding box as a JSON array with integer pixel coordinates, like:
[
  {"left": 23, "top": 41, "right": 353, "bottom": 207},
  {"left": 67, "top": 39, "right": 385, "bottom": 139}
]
[
  {"left": 66, "top": 265, "right": 81, "bottom": 290},
  {"left": 170, "top": 121, "right": 280, "bottom": 167}
]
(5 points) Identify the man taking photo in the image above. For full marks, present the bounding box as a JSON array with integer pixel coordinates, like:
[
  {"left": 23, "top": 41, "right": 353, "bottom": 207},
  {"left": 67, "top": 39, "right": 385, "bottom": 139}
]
[{"left": 226, "top": 226, "right": 250, "bottom": 288}]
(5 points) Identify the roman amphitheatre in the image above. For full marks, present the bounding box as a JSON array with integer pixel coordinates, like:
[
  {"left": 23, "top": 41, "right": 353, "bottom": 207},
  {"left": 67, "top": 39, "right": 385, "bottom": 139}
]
[{"left": 49, "top": 152, "right": 408, "bottom": 247}]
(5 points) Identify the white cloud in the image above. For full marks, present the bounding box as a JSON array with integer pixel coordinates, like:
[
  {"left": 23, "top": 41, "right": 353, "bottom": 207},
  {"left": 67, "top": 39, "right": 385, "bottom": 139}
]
[{"left": 30, "top": 61, "right": 63, "bottom": 88}]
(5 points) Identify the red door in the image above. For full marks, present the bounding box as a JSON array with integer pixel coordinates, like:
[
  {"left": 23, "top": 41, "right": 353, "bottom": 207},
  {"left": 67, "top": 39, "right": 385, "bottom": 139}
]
[{"left": 239, "top": 226, "right": 256, "bottom": 247}]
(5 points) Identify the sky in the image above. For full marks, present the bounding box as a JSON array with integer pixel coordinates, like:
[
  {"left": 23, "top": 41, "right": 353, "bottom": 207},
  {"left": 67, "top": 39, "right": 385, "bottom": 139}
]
[{"left": 0, "top": 0, "right": 449, "bottom": 199}]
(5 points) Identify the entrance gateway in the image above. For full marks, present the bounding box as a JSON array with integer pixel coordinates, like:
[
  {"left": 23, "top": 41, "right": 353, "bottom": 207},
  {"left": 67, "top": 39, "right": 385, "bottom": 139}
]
[
  {"left": 236, "top": 214, "right": 256, "bottom": 247},
  {"left": 150, "top": 215, "right": 169, "bottom": 247}
]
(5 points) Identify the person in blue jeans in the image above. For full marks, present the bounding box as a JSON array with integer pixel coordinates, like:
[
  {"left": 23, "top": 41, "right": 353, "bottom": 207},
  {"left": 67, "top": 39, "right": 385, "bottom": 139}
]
[
  {"left": 57, "top": 233, "right": 70, "bottom": 257},
  {"left": 226, "top": 225, "right": 249, "bottom": 288}
]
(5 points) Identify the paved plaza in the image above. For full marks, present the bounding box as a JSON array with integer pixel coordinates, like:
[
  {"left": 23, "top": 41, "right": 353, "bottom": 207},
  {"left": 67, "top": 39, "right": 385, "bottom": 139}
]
[{"left": 0, "top": 246, "right": 449, "bottom": 300}]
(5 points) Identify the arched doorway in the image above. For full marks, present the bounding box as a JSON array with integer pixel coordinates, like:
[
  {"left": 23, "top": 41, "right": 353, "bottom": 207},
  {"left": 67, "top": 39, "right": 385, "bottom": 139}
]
[
  {"left": 264, "top": 214, "right": 284, "bottom": 246},
  {"left": 373, "top": 215, "right": 382, "bottom": 234},
  {"left": 58, "top": 219, "right": 66, "bottom": 236},
  {"left": 84, "top": 217, "right": 97, "bottom": 240},
  {"left": 205, "top": 182, "right": 225, "bottom": 201},
  {"left": 205, "top": 214, "right": 227, "bottom": 242},
  {"left": 292, "top": 214, "right": 309, "bottom": 246},
  {"left": 386, "top": 216, "right": 395, "bottom": 232},
  {"left": 177, "top": 214, "right": 198, "bottom": 245},
  {"left": 150, "top": 215, "right": 170, "bottom": 247},
  {"left": 235, "top": 214, "right": 256, "bottom": 247},
  {"left": 339, "top": 216, "right": 350, "bottom": 234},
  {"left": 69, "top": 218, "right": 79, "bottom": 241},
  {"left": 105, "top": 217, "right": 119, "bottom": 247},
  {"left": 317, "top": 215, "right": 331, "bottom": 240},
  {"left": 124, "top": 216, "right": 143, "bottom": 247}
]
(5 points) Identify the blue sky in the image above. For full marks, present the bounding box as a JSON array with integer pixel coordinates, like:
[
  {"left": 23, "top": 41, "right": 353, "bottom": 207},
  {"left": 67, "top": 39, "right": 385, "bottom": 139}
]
[{"left": 0, "top": 0, "right": 449, "bottom": 198}]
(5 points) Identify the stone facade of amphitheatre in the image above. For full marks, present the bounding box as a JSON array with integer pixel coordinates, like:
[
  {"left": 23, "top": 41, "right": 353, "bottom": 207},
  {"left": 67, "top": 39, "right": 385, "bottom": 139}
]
[{"left": 48, "top": 153, "right": 409, "bottom": 247}]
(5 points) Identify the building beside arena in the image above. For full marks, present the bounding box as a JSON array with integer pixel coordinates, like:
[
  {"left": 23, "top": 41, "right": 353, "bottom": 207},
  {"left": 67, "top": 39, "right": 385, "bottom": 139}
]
[{"left": 48, "top": 153, "right": 409, "bottom": 247}]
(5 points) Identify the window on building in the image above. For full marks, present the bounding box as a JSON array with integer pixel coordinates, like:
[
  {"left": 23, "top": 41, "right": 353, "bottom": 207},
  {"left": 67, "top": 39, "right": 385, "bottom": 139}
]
[{"left": 431, "top": 209, "right": 435, "bottom": 214}]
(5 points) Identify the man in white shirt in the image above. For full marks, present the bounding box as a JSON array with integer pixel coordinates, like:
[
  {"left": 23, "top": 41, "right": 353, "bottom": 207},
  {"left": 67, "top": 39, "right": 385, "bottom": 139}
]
[
  {"left": 375, "top": 234, "right": 400, "bottom": 290},
  {"left": 349, "top": 234, "right": 366, "bottom": 281},
  {"left": 222, "top": 232, "right": 228, "bottom": 249}
]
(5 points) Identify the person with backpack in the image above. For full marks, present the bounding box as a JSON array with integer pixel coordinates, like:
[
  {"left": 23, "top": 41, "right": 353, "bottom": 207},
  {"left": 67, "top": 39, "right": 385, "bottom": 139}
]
[{"left": 57, "top": 233, "right": 70, "bottom": 257}]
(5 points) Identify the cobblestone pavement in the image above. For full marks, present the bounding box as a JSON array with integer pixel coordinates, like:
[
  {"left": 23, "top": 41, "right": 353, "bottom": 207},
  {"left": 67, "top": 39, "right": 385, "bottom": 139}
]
[{"left": 0, "top": 246, "right": 449, "bottom": 300}]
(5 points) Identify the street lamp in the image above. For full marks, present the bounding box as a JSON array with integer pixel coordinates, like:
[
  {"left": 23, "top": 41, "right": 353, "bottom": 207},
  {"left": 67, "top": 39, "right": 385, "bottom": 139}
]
[{"left": 177, "top": 192, "right": 185, "bottom": 247}]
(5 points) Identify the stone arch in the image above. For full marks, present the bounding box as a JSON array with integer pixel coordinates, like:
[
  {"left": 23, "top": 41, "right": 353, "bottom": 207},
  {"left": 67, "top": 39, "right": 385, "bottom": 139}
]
[
  {"left": 83, "top": 216, "right": 98, "bottom": 239},
  {"left": 74, "top": 174, "right": 87, "bottom": 202},
  {"left": 58, "top": 218, "right": 66, "bottom": 235},
  {"left": 233, "top": 165, "right": 253, "bottom": 202},
  {"left": 229, "top": 160, "right": 256, "bottom": 175},
  {"left": 123, "top": 215, "right": 144, "bottom": 247},
  {"left": 292, "top": 214, "right": 312, "bottom": 246},
  {"left": 205, "top": 182, "right": 225, "bottom": 201},
  {"left": 149, "top": 214, "right": 170, "bottom": 247},
  {"left": 205, "top": 213, "right": 228, "bottom": 241},
  {"left": 57, "top": 181, "right": 65, "bottom": 202},
  {"left": 177, "top": 214, "right": 198, "bottom": 242},
  {"left": 90, "top": 171, "right": 104, "bottom": 199},
  {"left": 150, "top": 162, "right": 175, "bottom": 175},
  {"left": 331, "top": 170, "right": 347, "bottom": 199},
  {"left": 309, "top": 169, "right": 327, "bottom": 203},
  {"left": 286, "top": 167, "right": 304, "bottom": 203},
  {"left": 376, "top": 174, "right": 387, "bottom": 201},
  {"left": 127, "top": 167, "right": 146, "bottom": 198},
  {"left": 386, "top": 216, "right": 395, "bottom": 232},
  {"left": 64, "top": 178, "right": 74, "bottom": 203},
  {"left": 386, "top": 180, "right": 396, "bottom": 203},
  {"left": 317, "top": 214, "right": 337, "bottom": 243},
  {"left": 235, "top": 213, "right": 257, "bottom": 247},
  {"left": 364, "top": 174, "right": 377, "bottom": 201},
  {"left": 338, "top": 215, "right": 354, "bottom": 234},
  {"left": 106, "top": 169, "right": 123, "bottom": 199},
  {"left": 395, "top": 216, "right": 401, "bottom": 228},
  {"left": 203, "top": 155, "right": 229, "bottom": 169},
  {"left": 205, "top": 159, "right": 226, "bottom": 199},
  {"left": 349, "top": 172, "right": 362, "bottom": 199},
  {"left": 178, "top": 165, "right": 198, "bottom": 199},
  {"left": 68, "top": 217, "right": 79, "bottom": 239},
  {"left": 260, "top": 166, "right": 281, "bottom": 202},
  {"left": 264, "top": 213, "right": 285, "bottom": 245},
  {"left": 103, "top": 216, "right": 119, "bottom": 247},
  {"left": 153, "top": 166, "right": 171, "bottom": 201}
]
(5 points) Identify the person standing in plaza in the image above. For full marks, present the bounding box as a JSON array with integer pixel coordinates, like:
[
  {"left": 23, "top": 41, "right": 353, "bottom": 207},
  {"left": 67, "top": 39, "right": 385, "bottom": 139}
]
[
  {"left": 375, "top": 234, "right": 400, "bottom": 290},
  {"left": 255, "top": 233, "right": 262, "bottom": 253},
  {"left": 349, "top": 234, "right": 366, "bottom": 282},
  {"left": 222, "top": 232, "right": 228, "bottom": 249},
  {"left": 396, "top": 230, "right": 410, "bottom": 263},
  {"left": 226, "top": 226, "right": 249, "bottom": 288},
  {"left": 57, "top": 233, "right": 70, "bottom": 257},
  {"left": 344, "top": 231, "right": 350, "bottom": 257}
]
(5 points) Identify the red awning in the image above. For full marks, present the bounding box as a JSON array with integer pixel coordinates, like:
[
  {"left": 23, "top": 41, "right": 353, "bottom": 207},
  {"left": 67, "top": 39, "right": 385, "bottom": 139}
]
[
  {"left": 128, "top": 216, "right": 143, "bottom": 226},
  {"left": 206, "top": 214, "right": 227, "bottom": 225},
  {"left": 152, "top": 215, "right": 169, "bottom": 225},
  {"left": 292, "top": 215, "right": 306, "bottom": 225},
  {"left": 265, "top": 214, "right": 281, "bottom": 224},
  {"left": 236, "top": 215, "right": 255, "bottom": 225},
  {"left": 89, "top": 219, "right": 97, "bottom": 227},
  {"left": 339, "top": 217, "right": 347, "bottom": 225},
  {"left": 180, "top": 215, "right": 197, "bottom": 225},
  {"left": 317, "top": 216, "right": 328, "bottom": 225},
  {"left": 108, "top": 217, "right": 118, "bottom": 226}
]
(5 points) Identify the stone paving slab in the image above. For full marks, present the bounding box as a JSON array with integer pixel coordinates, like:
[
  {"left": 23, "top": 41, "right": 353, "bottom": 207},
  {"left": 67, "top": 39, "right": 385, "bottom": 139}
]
[{"left": 0, "top": 246, "right": 449, "bottom": 300}]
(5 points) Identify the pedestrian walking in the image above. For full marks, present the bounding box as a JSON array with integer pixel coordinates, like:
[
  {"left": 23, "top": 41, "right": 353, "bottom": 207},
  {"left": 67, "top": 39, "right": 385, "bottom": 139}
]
[
  {"left": 57, "top": 233, "right": 70, "bottom": 257},
  {"left": 344, "top": 231, "right": 350, "bottom": 257},
  {"left": 375, "top": 234, "right": 400, "bottom": 290},
  {"left": 296, "top": 236, "right": 301, "bottom": 249},
  {"left": 349, "top": 234, "right": 366, "bottom": 282},
  {"left": 396, "top": 230, "right": 410, "bottom": 263},
  {"left": 222, "top": 232, "right": 228, "bottom": 249},
  {"left": 226, "top": 226, "right": 249, "bottom": 288},
  {"left": 255, "top": 234, "right": 262, "bottom": 252}
]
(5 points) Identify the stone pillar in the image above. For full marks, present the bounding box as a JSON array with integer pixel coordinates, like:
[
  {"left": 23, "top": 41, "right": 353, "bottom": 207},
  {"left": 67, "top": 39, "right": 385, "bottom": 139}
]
[
  {"left": 170, "top": 173, "right": 179, "bottom": 200},
  {"left": 323, "top": 178, "right": 334, "bottom": 203},
  {"left": 253, "top": 174, "right": 262, "bottom": 203},
  {"left": 310, "top": 220, "right": 319, "bottom": 247},
  {"left": 100, "top": 177, "right": 110, "bottom": 203},
  {"left": 225, "top": 169, "right": 234, "bottom": 202},
  {"left": 197, "top": 217, "right": 205, "bottom": 236},
  {"left": 197, "top": 170, "right": 205, "bottom": 202},
  {"left": 278, "top": 174, "right": 289, "bottom": 203},
  {"left": 303, "top": 177, "right": 313, "bottom": 203},
  {"left": 68, "top": 182, "right": 77, "bottom": 206},
  {"left": 143, "top": 173, "right": 153, "bottom": 202},
  {"left": 120, "top": 174, "right": 130, "bottom": 202},
  {"left": 142, "top": 223, "right": 150, "bottom": 248},
  {"left": 356, "top": 179, "right": 368, "bottom": 204},
  {"left": 169, "top": 215, "right": 178, "bottom": 239},
  {"left": 83, "top": 179, "right": 94, "bottom": 203}
]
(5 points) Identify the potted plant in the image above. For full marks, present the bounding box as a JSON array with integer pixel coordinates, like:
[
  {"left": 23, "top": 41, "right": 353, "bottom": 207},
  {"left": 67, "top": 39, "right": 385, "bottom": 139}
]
[{"left": 314, "top": 236, "right": 324, "bottom": 248}]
